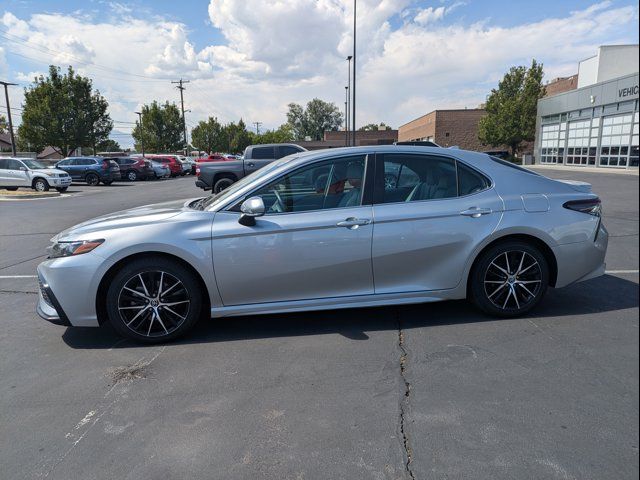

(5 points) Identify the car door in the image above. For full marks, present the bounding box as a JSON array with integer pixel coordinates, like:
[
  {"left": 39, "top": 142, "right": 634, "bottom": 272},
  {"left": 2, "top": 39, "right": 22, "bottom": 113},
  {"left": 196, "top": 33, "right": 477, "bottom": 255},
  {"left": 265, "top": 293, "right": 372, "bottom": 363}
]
[
  {"left": 372, "top": 152, "right": 503, "bottom": 293},
  {"left": 55, "top": 159, "right": 75, "bottom": 178},
  {"left": 8, "top": 159, "right": 30, "bottom": 186},
  {"left": 212, "top": 153, "right": 375, "bottom": 306},
  {"left": 0, "top": 159, "right": 12, "bottom": 186},
  {"left": 244, "top": 146, "right": 275, "bottom": 175}
]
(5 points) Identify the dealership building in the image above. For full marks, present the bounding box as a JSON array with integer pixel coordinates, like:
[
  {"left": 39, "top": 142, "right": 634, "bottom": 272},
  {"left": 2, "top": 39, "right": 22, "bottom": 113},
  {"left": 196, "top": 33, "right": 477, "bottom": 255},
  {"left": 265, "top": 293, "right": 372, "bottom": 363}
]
[{"left": 536, "top": 45, "right": 639, "bottom": 169}]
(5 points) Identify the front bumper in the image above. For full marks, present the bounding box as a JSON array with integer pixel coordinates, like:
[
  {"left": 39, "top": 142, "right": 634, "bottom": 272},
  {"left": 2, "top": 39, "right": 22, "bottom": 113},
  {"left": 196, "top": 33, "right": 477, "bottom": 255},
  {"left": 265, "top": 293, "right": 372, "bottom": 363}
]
[
  {"left": 49, "top": 176, "right": 72, "bottom": 187},
  {"left": 36, "top": 252, "right": 110, "bottom": 327}
]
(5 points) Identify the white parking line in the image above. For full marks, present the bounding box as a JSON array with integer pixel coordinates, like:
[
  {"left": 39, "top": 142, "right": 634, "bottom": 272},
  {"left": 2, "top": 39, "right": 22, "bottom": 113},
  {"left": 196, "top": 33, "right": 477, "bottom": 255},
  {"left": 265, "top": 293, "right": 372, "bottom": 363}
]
[
  {"left": 606, "top": 269, "right": 639, "bottom": 274},
  {"left": 0, "top": 275, "right": 38, "bottom": 279}
]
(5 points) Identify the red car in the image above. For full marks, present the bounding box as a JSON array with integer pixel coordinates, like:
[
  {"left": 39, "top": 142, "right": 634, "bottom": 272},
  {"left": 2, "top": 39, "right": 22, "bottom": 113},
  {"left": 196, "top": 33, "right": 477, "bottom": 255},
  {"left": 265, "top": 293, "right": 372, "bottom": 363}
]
[
  {"left": 148, "top": 155, "right": 183, "bottom": 177},
  {"left": 196, "top": 153, "right": 235, "bottom": 163}
]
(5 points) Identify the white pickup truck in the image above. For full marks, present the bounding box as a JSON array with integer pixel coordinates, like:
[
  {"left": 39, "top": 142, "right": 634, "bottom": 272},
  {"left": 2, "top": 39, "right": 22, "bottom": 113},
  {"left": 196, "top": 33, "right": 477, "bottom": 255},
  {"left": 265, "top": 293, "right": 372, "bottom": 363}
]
[{"left": 0, "top": 157, "right": 72, "bottom": 192}]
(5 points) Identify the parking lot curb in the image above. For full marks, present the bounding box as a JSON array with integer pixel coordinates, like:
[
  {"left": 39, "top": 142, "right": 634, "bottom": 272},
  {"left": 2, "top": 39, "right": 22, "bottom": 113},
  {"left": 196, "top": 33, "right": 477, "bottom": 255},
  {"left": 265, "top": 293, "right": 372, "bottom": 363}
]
[{"left": 0, "top": 191, "right": 61, "bottom": 200}]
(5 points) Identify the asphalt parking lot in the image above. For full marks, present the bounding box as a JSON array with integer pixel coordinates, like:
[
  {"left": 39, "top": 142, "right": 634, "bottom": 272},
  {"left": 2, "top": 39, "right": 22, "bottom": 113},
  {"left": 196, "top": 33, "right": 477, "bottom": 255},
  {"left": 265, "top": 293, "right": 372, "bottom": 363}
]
[{"left": 0, "top": 170, "right": 638, "bottom": 480}]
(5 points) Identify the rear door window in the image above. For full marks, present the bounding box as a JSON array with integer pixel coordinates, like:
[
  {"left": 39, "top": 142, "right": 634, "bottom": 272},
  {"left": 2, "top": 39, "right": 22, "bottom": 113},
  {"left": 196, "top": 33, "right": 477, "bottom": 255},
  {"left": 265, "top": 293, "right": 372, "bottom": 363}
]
[
  {"left": 251, "top": 147, "right": 275, "bottom": 160},
  {"left": 276, "top": 145, "right": 301, "bottom": 158}
]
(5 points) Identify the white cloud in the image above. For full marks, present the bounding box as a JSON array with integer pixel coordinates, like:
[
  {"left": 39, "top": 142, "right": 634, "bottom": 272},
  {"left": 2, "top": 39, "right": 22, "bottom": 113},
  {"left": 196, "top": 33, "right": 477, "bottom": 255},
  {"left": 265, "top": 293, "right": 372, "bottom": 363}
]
[{"left": 1, "top": 1, "right": 638, "bottom": 148}]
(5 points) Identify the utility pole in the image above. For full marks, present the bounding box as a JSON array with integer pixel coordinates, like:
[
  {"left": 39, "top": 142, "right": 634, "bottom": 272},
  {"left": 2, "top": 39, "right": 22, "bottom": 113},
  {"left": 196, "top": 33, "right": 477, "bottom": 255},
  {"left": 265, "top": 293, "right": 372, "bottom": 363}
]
[
  {"left": 135, "top": 111, "right": 145, "bottom": 157},
  {"left": 352, "top": 0, "right": 356, "bottom": 146},
  {"left": 1, "top": 81, "right": 18, "bottom": 156},
  {"left": 346, "top": 56, "right": 352, "bottom": 147},
  {"left": 253, "top": 121, "right": 262, "bottom": 135},
  {"left": 172, "top": 79, "right": 190, "bottom": 154}
]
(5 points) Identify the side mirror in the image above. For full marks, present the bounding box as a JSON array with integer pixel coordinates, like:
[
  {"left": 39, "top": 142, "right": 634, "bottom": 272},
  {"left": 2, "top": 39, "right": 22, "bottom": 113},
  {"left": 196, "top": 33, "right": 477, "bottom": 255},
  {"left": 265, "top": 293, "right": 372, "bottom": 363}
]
[
  {"left": 238, "top": 196, "right": 265, "bottom": 226},
  {"left": 19, "top": 167, "right": 27, "bottom": 171}
]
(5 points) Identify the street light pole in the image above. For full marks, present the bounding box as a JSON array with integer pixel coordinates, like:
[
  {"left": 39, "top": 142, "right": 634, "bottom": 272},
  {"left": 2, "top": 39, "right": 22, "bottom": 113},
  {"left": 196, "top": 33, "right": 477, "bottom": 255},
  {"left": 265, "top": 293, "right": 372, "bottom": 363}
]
[
  {"left": 346, "top": 55, "right": 352, "bottom": 147},
  {"left": 1, "top": 81, "right": 18, "bottom": 156},
  {"left": 352, "top": 0, "right": 356, "bottom": 146},
  {"left": 344, "top": 86, "right": 348, "bottom": 147},
  {"left": 135, "top": 111, "right": 145, "bottom": 157}
]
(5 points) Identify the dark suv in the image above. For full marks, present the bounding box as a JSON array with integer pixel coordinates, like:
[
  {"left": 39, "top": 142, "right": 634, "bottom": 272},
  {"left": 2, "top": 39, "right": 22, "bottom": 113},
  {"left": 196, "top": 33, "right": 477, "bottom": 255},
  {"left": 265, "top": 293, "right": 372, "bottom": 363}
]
[
  {"left": 55, "top": 156, "right": 120, "bottom": 186},
  {"left": 110, "top": 156, "right": 154, "bottom": 181}
]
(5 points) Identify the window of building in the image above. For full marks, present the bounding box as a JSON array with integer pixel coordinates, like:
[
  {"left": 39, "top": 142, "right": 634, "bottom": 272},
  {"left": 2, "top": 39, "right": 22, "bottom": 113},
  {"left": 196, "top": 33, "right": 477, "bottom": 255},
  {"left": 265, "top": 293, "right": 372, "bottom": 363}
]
[
  {"left": 540, "top": 123, "right": 565, "bottom": 164},
  {"left": 600, "top": 113, "right": 634, "bottom": 167},
  {"left": 630, "top": 112, "right": 639, "bottom": 168},
  {"left": 566, "top": 119, "right": 597, "bottom": 165}
]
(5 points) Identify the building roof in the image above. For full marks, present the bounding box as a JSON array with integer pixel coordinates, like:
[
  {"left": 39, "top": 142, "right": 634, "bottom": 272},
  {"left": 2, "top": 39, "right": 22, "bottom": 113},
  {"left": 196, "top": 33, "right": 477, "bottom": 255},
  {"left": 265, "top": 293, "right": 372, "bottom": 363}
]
[{"left": 398, "top": 108, "right": 485, "bottom": 128}]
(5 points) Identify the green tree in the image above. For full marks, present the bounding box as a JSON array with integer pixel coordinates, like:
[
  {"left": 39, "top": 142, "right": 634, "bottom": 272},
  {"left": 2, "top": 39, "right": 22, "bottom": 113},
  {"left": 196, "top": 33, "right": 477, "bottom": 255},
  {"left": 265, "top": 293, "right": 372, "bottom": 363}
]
[
  {"left": 286, "top": 99, "right": 343, "bottom": 140},
  {"left": 224, "top": 119, "right": 252, "bottom": 153},
  {"left": 0, "top": 113, "right": 6, "bottom": 134},
  {"left": 96, "top": 139, "right": 121, "bottom": 152},
  {"left": 359, "top": 123, "right": 392, "bottom": 131},
  {"left": 17, "top": 65, "right": 113, "bottom": 157},
  {"left": 191, "top": 116, "right": 224, "bottom": 153},
  {"left": 132, "top": 101, "right": 183, "bottom": 152},
  {"left": 478, "top": 59, "right": 545, "bottom": 156},
  {"left": 252, "top": 123, "right": 295, "bottom": 144}
]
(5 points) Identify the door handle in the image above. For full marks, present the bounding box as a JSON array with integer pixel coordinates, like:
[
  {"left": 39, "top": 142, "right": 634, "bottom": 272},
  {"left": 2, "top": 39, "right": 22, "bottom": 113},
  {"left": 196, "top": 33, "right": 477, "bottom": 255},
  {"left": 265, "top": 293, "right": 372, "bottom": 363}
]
[
  {"left": 460, "top": 207, "right": 492, "bottom": 218},
  {"left": 337, "top": 217, "right": 371, "bottom": 229}
]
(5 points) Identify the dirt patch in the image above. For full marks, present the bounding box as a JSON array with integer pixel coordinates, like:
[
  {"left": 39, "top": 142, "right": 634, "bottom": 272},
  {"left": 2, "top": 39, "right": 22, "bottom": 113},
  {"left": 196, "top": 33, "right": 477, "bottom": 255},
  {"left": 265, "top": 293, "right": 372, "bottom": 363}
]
[{"left": 107, "top": 361, "right": 148, "bottom": 384}]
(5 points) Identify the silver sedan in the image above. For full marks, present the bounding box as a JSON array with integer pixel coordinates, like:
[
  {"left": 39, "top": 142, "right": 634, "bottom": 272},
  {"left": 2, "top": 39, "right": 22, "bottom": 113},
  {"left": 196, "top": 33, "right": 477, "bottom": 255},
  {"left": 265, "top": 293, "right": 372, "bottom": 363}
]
[{"left": 36, "top": 146, "right": 608, "bottom": 342}]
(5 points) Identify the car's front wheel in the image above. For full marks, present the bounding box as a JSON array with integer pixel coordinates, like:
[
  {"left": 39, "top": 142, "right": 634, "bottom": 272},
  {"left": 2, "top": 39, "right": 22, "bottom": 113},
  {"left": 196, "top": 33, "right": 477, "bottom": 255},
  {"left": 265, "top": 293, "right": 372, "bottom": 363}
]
[
  {"left": 469, "top": 241, "right": 549, "bottom": 318},
  {"left": 213, "top": 177, "right": 234, "bottom": 194},
  {"left": 105, "top": 257, "right": 203, "bottom": 343},
  {"left": 126, "top": 170, "right": 138, "bottom": 181},
  {"left": 33, "top": 178, "right": 50, "bottom": 192},
  {"left": 86, "top": 173, "right": 100, "bottom": 186}
]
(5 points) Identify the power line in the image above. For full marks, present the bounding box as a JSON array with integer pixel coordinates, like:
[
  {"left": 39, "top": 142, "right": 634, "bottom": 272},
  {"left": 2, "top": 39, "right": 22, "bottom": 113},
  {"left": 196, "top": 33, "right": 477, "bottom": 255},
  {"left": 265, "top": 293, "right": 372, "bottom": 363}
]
[{"left": 253, "top": 121, "right": 262, "bottom": 135}]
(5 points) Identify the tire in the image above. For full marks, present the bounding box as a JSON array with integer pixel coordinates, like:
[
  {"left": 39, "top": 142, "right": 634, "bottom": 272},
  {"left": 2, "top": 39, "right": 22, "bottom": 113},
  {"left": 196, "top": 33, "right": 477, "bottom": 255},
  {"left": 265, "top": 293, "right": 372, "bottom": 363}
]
[
  {"left": 56, "top": 187, "right": 68, "bottom": 193},
  {"left": 105, "top": 257, "right": 203, "bottom": 343},
  {"left": 468, "top": 241, "right": 549, "bottom": 318},
  {"left": 213, "top": 177, "right": 234, "bottom": 194},
  {"left": 126, "top": 170, "right": 138, "bottom": 181},
  {"left": 86, "top": 173, "right": 100, "bottom": 186},
  {"left": 33, "top": 178, "right": 50, "bottom": 192}
]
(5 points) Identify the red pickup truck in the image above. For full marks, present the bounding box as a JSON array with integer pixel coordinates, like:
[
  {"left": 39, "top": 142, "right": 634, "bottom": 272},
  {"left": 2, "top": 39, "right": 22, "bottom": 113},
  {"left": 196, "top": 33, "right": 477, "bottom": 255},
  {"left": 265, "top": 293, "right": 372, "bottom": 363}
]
[{"left": 196, "top": 153, "right": 235, "bottom": 163}]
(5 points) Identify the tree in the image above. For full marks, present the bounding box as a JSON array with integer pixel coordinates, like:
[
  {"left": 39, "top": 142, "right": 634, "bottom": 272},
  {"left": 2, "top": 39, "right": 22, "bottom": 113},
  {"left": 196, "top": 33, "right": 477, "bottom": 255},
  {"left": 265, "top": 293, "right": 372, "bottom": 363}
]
[
  {"left": 17, "top": 65, "right": 113, "bottom": 157},
  {"left": 132, "top": 101, "right": 183, "bottom": 152},
  {"left": 191, "top": 117, "right": 224, "bottom": 153},
  {"left": 0, "top": 114, "right": 6, "bottom": 134},
  {"left": 225, "top": 119, "right": 252, "bottom": 153},
  {"left": 359, "top": 122, "right": 392, "bottom": 131},
  {"left": 478, "top": 59, "right": 545, "bottom": 156},
  {"left": 96, "top": 139, "right": 121, "bottom": 152},
  {"left": 286, "top": 99, "right": 343, "bottom": 140},
  {"left": 252, "top": 123, "right": 295, "bottom": 144}
]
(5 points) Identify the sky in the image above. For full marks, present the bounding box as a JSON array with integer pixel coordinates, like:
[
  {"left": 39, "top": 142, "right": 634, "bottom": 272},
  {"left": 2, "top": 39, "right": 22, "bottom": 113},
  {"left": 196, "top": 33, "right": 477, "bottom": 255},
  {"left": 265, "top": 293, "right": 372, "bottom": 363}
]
[{"left": 0, "top": 0, "right": 639, "bottom": 148}]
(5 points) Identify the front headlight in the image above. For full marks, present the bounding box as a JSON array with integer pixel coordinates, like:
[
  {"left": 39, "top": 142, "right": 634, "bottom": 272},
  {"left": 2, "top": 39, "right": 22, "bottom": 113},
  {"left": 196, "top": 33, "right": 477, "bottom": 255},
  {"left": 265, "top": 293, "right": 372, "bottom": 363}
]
[{"left": 49, "top": 239, "right": 104, "bottom": 258}]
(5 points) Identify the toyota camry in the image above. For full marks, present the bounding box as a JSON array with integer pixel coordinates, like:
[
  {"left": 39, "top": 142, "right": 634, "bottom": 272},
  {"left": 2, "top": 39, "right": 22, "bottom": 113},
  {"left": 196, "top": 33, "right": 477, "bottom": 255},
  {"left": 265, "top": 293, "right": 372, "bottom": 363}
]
[{"left": 36, "top": 146, "right": 608, "bottom": 343}]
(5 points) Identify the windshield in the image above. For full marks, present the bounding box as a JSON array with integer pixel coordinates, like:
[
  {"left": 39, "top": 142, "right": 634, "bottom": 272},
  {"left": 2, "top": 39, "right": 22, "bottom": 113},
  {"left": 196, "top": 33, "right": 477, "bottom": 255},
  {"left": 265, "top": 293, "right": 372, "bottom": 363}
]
[
  {"left": 200, "top": 156, "right": 297, "bottom": 210},
  {"left": 22, "top": 159, "right": 46, "bottom": 169}
]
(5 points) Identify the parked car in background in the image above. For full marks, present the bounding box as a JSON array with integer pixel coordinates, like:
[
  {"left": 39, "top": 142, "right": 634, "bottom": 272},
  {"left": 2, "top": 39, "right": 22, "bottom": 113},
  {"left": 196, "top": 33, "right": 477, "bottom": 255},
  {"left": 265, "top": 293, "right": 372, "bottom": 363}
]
[
  {"left": 111, "top": 156, "right": 154, "bottom": 181},
  {"left": 149, "top": 160, "right": 171, "bottom": 179},
  {"left": 177, "top": 156, "right": 192, "bottom": 175},
  {"left": 196, "top": 143, "right": 306, "bottom": 193},
  {"left": 196, "top": 153, "right": 234, "bottom": 163},
  {"left": 55, "top": 156, "right": 120, "bottom": 186},
  {"left": 36, "top": 145, "right": 608, "bottom": 342},
  {"left": 147, "top": 155, "right": 183, "bottom": 177},
  {"left": 0, "top": 157, "right": 72, "bottom": 192}
]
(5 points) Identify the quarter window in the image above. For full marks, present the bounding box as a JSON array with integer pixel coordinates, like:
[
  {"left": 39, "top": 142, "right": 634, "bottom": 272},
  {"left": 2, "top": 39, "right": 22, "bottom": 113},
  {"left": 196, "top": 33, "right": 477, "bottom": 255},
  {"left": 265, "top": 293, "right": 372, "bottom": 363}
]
[
  {"left": 242, "top": 155, "right": 367, "bottom": 214},
  {"left": 458, "top": 163, "right": 490, "bottom": 195}
]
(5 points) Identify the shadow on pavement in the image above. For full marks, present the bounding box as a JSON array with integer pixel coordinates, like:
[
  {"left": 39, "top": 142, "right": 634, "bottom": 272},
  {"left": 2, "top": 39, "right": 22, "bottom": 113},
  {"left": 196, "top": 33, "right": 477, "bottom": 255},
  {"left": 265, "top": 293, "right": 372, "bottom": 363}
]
[{"left": 61, "top": 274, "right": 639, "bottom": 350}]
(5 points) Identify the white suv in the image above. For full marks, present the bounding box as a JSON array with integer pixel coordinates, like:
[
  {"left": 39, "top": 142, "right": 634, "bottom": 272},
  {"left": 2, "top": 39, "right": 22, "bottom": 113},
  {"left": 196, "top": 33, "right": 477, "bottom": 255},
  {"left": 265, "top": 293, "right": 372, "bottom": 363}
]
[{"left": 0, "top": 157, "right": 72, "bottom": 192}]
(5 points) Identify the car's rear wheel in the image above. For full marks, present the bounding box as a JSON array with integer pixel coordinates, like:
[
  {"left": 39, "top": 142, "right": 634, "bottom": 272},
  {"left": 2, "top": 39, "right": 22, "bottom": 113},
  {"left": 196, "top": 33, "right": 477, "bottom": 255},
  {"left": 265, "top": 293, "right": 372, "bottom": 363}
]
[
  {"left": 33, "top": 178, "right": 50, "bottom": 192},
  {"left": 86, "top": 173, "right": 100, "bottom": 186},
  {"left": 127, "top": 170, "right": 138, "bottom": 181},
  {"left": 469, "top": 241, "right": 548, "bottom": 318},
  {"left": 105, "top": 257, "right": 202, "bottom": 343},
  {"left": 213, "top": 177, "right": 234, "bottom": 194}
]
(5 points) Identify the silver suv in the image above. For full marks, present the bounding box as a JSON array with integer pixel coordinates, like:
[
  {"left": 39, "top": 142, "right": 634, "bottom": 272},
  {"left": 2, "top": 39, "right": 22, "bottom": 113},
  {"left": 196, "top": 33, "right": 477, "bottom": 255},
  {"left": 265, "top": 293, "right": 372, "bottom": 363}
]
[{"left": 0, "top": 157, "right": 71, "bottom": 192}]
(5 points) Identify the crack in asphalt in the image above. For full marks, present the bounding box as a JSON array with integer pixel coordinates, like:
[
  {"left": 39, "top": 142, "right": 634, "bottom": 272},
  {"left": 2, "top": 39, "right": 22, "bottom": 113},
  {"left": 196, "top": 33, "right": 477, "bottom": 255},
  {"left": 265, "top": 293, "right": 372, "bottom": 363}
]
[{"left": 397, "top": 309, "right": 416, "bottom": 480}]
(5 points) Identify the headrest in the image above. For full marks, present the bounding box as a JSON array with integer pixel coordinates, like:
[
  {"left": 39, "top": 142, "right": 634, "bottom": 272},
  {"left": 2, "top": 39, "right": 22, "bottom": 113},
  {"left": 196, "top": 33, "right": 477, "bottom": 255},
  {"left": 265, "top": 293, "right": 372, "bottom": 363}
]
[{"left": 346, "top": 162, "right": 363, "bottom": 179}]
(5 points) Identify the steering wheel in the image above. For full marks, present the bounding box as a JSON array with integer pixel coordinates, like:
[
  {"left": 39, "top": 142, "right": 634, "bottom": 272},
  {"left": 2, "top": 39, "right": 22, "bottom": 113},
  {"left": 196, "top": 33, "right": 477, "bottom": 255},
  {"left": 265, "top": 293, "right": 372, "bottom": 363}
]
[{"left": 384, "top": 173, "right": 398, "bottom": 190}]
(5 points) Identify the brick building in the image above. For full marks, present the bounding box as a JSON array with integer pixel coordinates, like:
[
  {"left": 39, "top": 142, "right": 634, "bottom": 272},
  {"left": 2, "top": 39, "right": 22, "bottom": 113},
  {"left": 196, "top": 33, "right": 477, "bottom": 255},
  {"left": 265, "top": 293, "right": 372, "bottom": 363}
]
[
  {"left": 544, "top": 74, "right": 578, "bottom": 97},
  {"left": 294, "top": 128, "right": 398, "bottom": 150},
  {"left": 398, "top": 109, "right": 490, "bottom": 151}
]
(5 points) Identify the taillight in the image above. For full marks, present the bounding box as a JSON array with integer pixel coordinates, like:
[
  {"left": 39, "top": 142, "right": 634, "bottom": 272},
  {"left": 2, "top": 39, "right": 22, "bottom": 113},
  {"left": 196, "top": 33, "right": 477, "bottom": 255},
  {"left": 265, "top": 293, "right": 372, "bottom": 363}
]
[
  {"left": 196, "top": 166, "right": 201, "bottom": 177},
  {"left": 102, "top": 161, "right": 109, "bottom": 170},
  {"left": 563, "top": 198, "right": 601, "bottom": 216}
]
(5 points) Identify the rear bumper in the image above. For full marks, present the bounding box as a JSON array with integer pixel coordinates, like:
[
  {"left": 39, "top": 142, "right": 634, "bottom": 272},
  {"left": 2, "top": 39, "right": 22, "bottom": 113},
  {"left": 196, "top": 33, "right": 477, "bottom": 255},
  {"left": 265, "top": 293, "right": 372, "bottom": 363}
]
[
  {"left": 195, "top": 179, "right": 211, "bottom": 190},
  {"left": 553, "top": 222, "right": 608, "bottom": 288}
]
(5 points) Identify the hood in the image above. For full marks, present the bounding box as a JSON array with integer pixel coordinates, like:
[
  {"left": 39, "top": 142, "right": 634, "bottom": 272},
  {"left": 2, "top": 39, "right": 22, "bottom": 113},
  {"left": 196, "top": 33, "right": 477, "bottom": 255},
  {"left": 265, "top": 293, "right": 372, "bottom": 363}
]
[
  {"left": 34, "top": 167, "right": 69, "bottom": 176},
  {"left": 54, "top": 198, "right": 198, "bottom": 241}
]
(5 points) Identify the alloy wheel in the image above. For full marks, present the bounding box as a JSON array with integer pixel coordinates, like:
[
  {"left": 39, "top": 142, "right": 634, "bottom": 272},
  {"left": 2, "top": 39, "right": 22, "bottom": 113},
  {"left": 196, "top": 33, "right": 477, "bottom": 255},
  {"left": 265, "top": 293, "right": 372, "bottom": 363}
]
[
  {"left": 117, "top": 270, "right": 191, "bottom": 338},
  {"left": 34, "top": 180, "right": 48, "bottom": 191},
  {"left": 483, "top": 250, "right": 542, "bottom": 312},
  {"left": 86, "top": 174, "right": 99, "bottom": 186}
]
